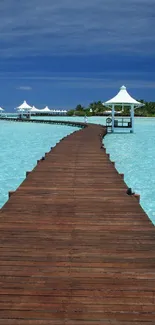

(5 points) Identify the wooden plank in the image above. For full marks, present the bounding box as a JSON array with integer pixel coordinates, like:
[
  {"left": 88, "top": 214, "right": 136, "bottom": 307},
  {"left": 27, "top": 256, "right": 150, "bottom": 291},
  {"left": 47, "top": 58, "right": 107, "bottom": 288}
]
[{"left": 0, "top": 121, "right": 155, "bottom": 324}]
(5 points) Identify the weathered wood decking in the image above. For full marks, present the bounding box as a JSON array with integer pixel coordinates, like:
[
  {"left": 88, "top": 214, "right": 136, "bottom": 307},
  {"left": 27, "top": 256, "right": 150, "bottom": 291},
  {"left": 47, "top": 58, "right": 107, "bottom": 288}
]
[{"left": 0, "top": 122, "right": 155, "bottom": 324}]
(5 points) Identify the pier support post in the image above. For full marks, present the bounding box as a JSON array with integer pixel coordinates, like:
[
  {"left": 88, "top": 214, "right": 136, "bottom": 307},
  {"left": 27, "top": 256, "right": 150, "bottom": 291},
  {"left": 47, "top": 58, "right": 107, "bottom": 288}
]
[
  {"left": 134, "top": 193, "right": 140, "bottom": 203},
  {"left": 37, "top": 157, "right": 45, "bottom": 163},
  {"left": 112, "top": 104, "right": 115, "bottom": 133},
  {"left": 130, "top": 104, "right": 134, "bottom": 133},
  {"left": 8, "top": 191, "right": 14, "bottom": 198}
]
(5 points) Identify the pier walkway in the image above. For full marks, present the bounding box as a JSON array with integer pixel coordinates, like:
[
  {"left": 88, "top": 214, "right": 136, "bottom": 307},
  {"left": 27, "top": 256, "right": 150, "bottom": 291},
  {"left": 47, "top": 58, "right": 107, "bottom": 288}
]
[{"left": 0, "top": 122, "right": 155, "bottom": 324}]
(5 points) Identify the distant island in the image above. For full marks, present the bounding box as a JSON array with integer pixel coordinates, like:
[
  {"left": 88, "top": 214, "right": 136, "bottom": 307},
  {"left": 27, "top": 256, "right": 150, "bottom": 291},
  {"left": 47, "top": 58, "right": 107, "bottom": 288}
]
[{"left": 66, "top": 100, "right": 155, "bottom": 117}]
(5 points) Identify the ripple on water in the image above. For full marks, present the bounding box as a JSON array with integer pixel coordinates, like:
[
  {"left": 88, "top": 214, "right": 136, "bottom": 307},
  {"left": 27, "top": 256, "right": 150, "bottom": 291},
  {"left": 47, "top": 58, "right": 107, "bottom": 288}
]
[
  {"left": 0, "top": 121, "right": 79, "bottom": 208},
  {"left": 104, "top": 118, "right": 155, "bottom": 225},
  {"left": 1, "top": 117, "right": 155, "bottom": 225}
]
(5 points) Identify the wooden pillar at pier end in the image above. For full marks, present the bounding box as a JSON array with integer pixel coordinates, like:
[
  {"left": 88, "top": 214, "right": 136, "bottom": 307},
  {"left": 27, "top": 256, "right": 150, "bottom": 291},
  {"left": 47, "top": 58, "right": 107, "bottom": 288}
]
[
  {"left": 112, "top": 104, "right": 115, "bottom": 133},
  {"left": 134, "top": 193, "right": 140, "bottom": 203},
  {"left": 130, "top": 104, "right": 134, "bottom": 133},
  {"left": 8, "top": 191, "right": 14, "bottom": 198}
]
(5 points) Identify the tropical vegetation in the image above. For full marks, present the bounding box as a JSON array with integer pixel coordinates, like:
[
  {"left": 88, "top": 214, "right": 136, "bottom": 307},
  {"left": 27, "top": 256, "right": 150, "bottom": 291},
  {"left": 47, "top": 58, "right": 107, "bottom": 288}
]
[{"left": 67, "top": 100, "right": 155, "bottom": 117}]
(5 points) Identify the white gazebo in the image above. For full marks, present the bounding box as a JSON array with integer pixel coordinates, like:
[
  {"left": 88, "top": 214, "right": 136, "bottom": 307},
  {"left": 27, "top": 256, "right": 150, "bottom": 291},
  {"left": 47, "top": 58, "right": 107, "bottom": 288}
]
[
  {"left": 30, "top": 106, "right": 40, "bottom": 113},
  {"left": 0, "top": 107, "right": 4, "bottom": 115},
  {"left": 40, "top": 106, "right": 51, "bottom": 113},
  {"left": 55, "top": 109, "right": 60, "bottom": 115},
  {"left": 16, "top": 100, "right": 32, "bottom": 118},
  {"left": 17, "top": 100, "right": 32, "bottom": 111},
  {"left": 103, "top": 85, "right": 144, "bottom": 133}
]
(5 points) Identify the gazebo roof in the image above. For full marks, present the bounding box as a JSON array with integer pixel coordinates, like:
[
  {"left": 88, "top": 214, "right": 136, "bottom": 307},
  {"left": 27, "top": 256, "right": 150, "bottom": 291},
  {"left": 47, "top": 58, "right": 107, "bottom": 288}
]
[
  {"left": 31, "top": 106, "right": 40, "bottom": 112},
  {"left": 17, "top": 100, "right": 32, "bottom": 109},
  {"left": 104, "top": 86, "right": 143, "bottom": 106},
  {"left": 41, "top": 106, "right": 51, "bottom": 112}
]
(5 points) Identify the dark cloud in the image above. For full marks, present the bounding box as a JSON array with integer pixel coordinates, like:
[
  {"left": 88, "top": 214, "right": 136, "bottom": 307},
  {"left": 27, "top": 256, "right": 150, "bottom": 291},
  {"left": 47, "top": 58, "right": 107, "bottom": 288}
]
[{"left": 0, "top": 0, "right": 154, "bottom": 57}]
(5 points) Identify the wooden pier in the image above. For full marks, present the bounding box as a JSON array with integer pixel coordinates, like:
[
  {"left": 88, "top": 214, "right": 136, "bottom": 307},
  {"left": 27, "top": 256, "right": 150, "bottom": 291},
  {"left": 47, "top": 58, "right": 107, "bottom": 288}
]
[
  {"left": 0, "top": 117, "right": 85, "bottom": 128},
  {"left": 0, "top": 121, "right": 155, "bottom": 324}
]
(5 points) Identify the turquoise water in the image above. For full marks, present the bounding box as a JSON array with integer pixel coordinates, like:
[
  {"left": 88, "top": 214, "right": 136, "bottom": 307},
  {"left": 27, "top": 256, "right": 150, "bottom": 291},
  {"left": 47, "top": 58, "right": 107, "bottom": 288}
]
[
  {"left": 104, "top": 118, "right": 155, "bottom": 225},
  {"left": 32, "top": 115, "right": 108, "bottom": 124},
  {"left": 0, "top": 121, "right": 79, "bottom": 208},
  {"left": 0, "top": 117, "right": 155, "bottom": 226}
]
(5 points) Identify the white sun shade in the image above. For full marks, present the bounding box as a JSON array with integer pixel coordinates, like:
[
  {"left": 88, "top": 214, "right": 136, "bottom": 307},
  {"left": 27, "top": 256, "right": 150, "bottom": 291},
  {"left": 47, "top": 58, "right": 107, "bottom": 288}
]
[
  {"left": 0, "top": 107, "right": 4, "bottom": 111},
  {"left": 17, "top": 100, "right": 32, "bottom": 110},
  {"left": 30, "top": 106, "right": 40, "bottom": 112},
  {"left": 104, "top": 86, "right": 143, "bottom": 107},
  {"left": 41, "top": 106, "right": 51, "bottom": 112}
]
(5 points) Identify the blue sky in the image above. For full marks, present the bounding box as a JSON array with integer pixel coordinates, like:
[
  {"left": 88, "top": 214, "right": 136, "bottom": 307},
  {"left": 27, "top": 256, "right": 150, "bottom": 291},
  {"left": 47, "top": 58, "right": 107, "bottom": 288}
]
[{"left": 0, "top": 0, "right": 155, "bottom": 111}]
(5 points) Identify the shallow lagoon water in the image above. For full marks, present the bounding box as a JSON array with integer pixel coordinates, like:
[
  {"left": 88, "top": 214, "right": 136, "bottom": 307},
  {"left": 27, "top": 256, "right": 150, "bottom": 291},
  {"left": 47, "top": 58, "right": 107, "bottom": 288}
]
[
  {"left": 104, "top": 118, "right": 155, "bottom": 224},
  {"left": 0, "top": 120, "right": 79, "bottom": 208},
  {"left": 0, "top": 116, "right": 155, "bottom": 225}
]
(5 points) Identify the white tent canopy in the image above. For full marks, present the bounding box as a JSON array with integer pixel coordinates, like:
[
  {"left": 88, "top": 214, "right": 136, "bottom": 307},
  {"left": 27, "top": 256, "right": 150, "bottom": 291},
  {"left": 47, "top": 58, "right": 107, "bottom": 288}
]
[
  {"left": 103, "top": 85, "right": 144, "bottom": 133},
  {"left": 0, "top": 107, "right": 4, "bottom": 111},
  {"left": 17, "top": 100, "right": 32, "bottom": 110},
  {"left": 30, "top": 106, "right": 40, "bottom": 112},
  {"left": 40, "top": 106, "right": 51, "bottom": 112},
  {"left": 104, "top": 85, "right": 143, "bottom": 107}
]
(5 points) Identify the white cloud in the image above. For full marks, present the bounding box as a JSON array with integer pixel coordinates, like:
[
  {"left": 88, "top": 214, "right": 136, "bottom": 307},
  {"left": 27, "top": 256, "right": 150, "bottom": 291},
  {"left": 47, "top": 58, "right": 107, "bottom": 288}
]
[
  {"left": 0, "top": 0, "right": 154, "bottom": 57},
  {"left": 17, "top": 86, "right": 32, "bottom": 90}
]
